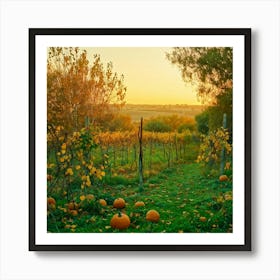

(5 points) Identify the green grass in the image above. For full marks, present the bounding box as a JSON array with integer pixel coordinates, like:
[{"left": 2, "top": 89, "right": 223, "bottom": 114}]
[{"left": 47, "top": 163, "right": 232, "bottom": 233}]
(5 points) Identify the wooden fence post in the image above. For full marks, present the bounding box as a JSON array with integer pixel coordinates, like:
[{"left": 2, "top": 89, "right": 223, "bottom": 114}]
[
  {"left": 85, "top": 116, "right": 89, "bottom": 128},
  {"left": 220, "top": 113, "right": 227, "bottom": 175},
  {"left": 138, "top": 117, "right": 144, "bottom": 192}
]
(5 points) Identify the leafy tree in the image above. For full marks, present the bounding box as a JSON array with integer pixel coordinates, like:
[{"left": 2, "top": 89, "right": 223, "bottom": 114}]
[
  {"left": 195, "top": 88, "right": 232, "bottom": 135},
  {"left": 166, "top": 47, "right": 232, "bottom": 104},
  {"left": 195, "top": 110, "right": 209, "bottom": 135},
  {"left": 143, "top": 115, "right": 195, "bottom": 133},
  {"left": 144, "top": 119, "right": 171, "bottom": 132},
  {"left": 167, "top": 47, "right": 232, "bottom": 134},
  {"left": 208, "top": 89, "right": 232, "bottom": 133},
  {"left": 177, "top": 122, "right": 196, "bottom": 133},
  {"left": 47, "top": 47, "right": 127, "bottom": 132},
  {"left": 106, "top": 114, "right": 134, "bottom": 132}
]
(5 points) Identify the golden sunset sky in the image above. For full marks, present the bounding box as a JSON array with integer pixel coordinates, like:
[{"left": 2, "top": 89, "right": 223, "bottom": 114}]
[{"left": 84, "top": 47, "right": 200, "bottom": 105}]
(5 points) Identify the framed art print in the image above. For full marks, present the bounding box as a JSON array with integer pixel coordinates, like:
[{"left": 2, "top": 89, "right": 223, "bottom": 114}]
[{"left": 29, "top": 28, "right": 251, "bottom": 251}]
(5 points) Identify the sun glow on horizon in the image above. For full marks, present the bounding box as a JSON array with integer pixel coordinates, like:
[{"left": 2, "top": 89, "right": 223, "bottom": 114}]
[{"left": 84, "top": 47, "right": 200, "bottom": 105}]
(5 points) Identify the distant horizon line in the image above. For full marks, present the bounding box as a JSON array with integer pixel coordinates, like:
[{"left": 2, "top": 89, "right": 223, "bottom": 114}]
[{"left": 117, "top": 103, "right": 205, "bottom": 106}]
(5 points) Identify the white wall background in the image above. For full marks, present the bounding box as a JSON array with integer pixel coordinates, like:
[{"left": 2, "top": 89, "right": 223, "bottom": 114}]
[{"left": 0, "top": 0, "right": 279, "bottom": 279}]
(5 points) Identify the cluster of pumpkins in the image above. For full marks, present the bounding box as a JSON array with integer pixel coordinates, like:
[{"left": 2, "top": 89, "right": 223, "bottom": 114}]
[
  {"left": 47, "top": 196, "right": 160, "bottom": 231},
  {"left": 110, "top": 198, "right": 160, "bottom": 230},
  {"left": 47, "top": 194, "right": 106, "bottom": 216}
]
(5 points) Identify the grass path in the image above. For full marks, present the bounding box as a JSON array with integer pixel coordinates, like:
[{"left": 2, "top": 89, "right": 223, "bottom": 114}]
[
  {"left": 48, "top": 163, "right": 233, "bottom": 233},
  {"left": 129, "top": 163, "right": 233, "bottom": 233}
]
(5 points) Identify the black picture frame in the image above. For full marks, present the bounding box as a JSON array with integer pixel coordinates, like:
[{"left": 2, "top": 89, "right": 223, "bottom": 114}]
[{"left": 29, "top": 28, "right": 251, "bottom": 251}]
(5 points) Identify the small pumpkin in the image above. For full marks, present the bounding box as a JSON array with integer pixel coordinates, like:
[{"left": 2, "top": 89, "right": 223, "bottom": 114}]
[
  {"left": 135, "top": 201, "right": 145, "bottom": 207},
  {"left": 110, "top": 213, "right": 130, "bottom": 229},
  {"left": 113, "top": 198, "right": 126, "bottom": 209},
  {"left": 47, "top": 197, "right": 56, "bottom": 205},
  {"left": 47, "top": 197, "right": 56, "bottom": 209},
  {"left": 219, "top": 175, "right": 228, "bottom": 182},
  {"left": 86, "top": 194, "right": 95, "bottom": 200},
  {"left": 68, "top": 202, "right": 79, "bottom": 210},
  {"left": 47, "top": 174, "right": 53, "bottom": 181},
  {"left": 70, "top": 210, "right": 78, "bottom": 216},
  {"left": 146, "top": 210, "right": 160, "bottom": 222},
  {"left": 224, "top": 193, "right": 232, "bottom": 201},
  {"left": 199, "top": 216, "right": 207, "bottom": 222},
  {"left": 99, "top": 199, "right": 107, "bottom": 206}
]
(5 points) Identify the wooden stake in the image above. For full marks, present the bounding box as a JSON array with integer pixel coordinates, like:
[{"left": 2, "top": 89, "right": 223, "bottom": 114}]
[
  {"left": 220, "top": 113, "right": 227, "bottom": 175},
  {"left": 138, "top": 117, "right": 144, "bottom": 192}
]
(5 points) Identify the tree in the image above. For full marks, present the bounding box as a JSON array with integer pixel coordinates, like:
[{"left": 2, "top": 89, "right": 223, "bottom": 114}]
[
  {"left": 106, "top": 114, "right": 133, "bottom": 132},
  {"left": 166, "top": 47, "right": 232, "bottom": 104},
  {"left": 195, "top": 110, "right": 209, "bottom": 135},
  {"left": 144, "top": 118, "right": 171, "bottom": 132},
  {"left": 47, "top": 47, "right": 127, "bottom": 132},
  {"left": 167, "top": 47, "right": 233, "bottom": 134},
  {"left": 207, "top": 89, "right": 232, "bottom": 134}
]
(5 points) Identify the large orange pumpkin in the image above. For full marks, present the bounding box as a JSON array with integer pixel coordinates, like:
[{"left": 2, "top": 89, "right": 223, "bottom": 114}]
[
  {"left": 113, "top": 198, "right": 126, "bottom": 209},
  {"left": 219, "top": 175, "right": 229, "bottom": 182},
  {"left": 110, "top": 213, "right": 130, "bottom": 229},
  {"left": 135, "top": 201, "right": 145, "bottom": 207},
  {"left": 146, "top": 210, "right": 160, "bottom": 222}
]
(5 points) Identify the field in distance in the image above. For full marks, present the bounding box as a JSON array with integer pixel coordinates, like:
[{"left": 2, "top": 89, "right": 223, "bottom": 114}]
[{"left": 122, "top": 104, "right": 205, "bottom": 122}]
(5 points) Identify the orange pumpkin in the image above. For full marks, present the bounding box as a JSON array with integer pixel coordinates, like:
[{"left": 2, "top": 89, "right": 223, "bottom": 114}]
[
  {"left": 70, "top": 210, "right": 78, "bottom": 216},
  {"left": 199, "top": 216, "right": 207, "bottom": 222},
  {"left": 47, "top": 174, "right": 53, "bottom": 181},
  {"left": 135, "top": 201, "right": 145, "bottom": 207},
  {"left": 110, "top": 213, "right": 130, "bottom": 229},
  {"left": 99, "top": 199, "right": 107, "bottom": 206},
  {"left": 47, "top": 197, "right": 56, "bottom": 210},
  {"left": 146, "top": 210, "right": 160, "bottom": 222},
  {"left": 113, "top": 198, "right": 126, "bottom": 209},
  {"left": 68, "top": 202, "right": 79, "bottom": 210},
  {"left": 47, "top": 197, "right": 56, "bottom": 205},
  {"left": 219, "top": 175, "right": 228, "bottom": 182}
]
